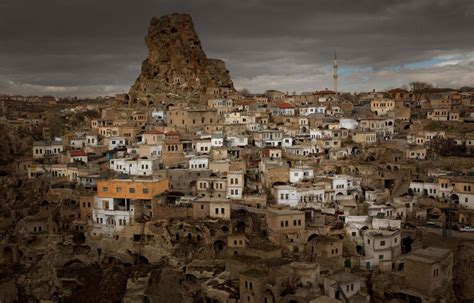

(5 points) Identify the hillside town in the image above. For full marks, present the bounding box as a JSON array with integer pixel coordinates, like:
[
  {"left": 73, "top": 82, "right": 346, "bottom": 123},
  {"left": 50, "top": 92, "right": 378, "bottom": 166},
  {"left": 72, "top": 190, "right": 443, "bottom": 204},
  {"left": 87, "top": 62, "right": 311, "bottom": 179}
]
[{"left": 1, "top": 12, "right": 474, "bottom": 303}]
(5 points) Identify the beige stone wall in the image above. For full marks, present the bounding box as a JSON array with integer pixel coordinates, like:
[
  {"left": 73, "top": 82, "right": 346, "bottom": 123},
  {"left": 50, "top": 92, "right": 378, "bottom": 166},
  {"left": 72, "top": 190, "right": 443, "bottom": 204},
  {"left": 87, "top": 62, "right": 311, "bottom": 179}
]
[
  {"left": 193, "top": 202, "right": 210, "bottom": 219},
  {"left": 152, "top": 204, "right": 193, "bottom": 220}
]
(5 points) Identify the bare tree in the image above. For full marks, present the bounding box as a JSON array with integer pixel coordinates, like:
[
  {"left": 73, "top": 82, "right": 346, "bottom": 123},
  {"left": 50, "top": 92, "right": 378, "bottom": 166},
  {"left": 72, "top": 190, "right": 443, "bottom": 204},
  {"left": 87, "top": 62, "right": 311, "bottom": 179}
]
[
  {"left": 238, "top": 88, "right": 252, "bottom": 97},
  {"left": 410, "top": 81, "right": 433, "bottom": 91},
  {"left": 429, "top": 137, "right": 466, "bottom": 157}
]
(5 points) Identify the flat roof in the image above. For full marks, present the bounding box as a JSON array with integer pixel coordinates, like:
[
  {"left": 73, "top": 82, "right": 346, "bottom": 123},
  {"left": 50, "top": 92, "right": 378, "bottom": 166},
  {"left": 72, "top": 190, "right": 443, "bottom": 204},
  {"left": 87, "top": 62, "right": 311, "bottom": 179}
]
[
  {"left": 267, "top": 208, "right": 303, "bottom": 216},
  {"left": 404, "top": 247, "right": 452, "bottom": 264},
  {"left": 327, "top": 271, "right": 361, "bottom": 284}
]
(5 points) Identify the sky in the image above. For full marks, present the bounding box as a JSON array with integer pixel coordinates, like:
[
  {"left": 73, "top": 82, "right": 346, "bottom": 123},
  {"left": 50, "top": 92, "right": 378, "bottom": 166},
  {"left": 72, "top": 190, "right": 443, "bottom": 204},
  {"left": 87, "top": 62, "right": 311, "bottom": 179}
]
[{"left": 1, "top": 0, "right": 474, "bottom": 97}]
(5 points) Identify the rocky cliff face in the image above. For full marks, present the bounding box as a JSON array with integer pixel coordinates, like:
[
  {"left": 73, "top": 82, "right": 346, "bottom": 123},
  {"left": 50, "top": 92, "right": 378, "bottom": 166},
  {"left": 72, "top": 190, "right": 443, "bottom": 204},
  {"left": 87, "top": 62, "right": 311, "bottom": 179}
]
[{"left": 129, "top": 13, "right": 234, "bottom": 102}]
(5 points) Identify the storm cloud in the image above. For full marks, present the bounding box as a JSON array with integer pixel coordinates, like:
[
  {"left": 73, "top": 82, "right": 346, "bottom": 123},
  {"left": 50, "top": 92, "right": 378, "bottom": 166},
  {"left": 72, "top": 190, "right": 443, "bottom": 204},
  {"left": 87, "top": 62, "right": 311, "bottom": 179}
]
[{"left": 1, "top": 0, "right": 473, "bottom": 96}]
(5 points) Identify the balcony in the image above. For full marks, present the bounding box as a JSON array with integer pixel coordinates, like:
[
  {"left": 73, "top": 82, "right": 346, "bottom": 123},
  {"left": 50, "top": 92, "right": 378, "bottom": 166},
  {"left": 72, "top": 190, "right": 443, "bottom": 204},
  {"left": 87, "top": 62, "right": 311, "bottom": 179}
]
[{"left": 95, "top": 208, "right": 130, "bottom": 217}]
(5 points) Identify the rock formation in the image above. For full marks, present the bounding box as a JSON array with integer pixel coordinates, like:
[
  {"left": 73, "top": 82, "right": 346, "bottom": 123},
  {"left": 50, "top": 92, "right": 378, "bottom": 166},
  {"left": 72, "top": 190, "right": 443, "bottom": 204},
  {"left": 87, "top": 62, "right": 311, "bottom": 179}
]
[{"left": 128, "top": 13, "right": 235, "bottom": 103}]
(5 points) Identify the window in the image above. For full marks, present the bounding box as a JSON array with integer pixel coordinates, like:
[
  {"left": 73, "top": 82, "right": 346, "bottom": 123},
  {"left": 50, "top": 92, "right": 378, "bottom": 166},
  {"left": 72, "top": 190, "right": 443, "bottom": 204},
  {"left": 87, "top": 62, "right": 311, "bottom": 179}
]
[
  {"left": 103, "top": 187, "right": 108, "bottom": 192},
  {"left": 380, "top": 240, "right": 386, "bottom": 246},
  {"left": 352, "top": 232, "right": 356, "bottom": 237},
  {"left": 129, "top": 188, "right": 135, "bottom": 193},
  {"left": 367, "top": 239, "right": 371, "bottom": 244},
  {"left": 215, "top": 208, "right": 219, "bottom": 214},
  {"left": 143, "top": 188, "right": 149, "bottom": 194},
  {"left": 379, "top": 254, "right": 384, "bottom": 260},
  {"left": 221, "top": 208, "right": 225, "bottom": 214},
  {"left": 116, "top": 187, "right": 122, "bottom": 193}
]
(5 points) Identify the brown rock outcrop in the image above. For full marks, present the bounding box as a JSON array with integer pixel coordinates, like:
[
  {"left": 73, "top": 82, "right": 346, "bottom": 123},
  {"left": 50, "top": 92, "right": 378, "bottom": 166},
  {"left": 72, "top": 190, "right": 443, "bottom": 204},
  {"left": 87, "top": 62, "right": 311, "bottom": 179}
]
[{"left": 129, "top": 13, "right": 235, "bottom": 103}]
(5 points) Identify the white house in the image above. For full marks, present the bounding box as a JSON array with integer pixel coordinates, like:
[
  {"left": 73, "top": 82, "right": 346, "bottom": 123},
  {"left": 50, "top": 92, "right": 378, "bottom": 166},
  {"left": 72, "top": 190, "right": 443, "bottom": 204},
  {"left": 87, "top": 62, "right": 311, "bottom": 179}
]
[
  {"left": 227, "top": 171, "right": 244, "bottom": 199},
  {"left": 85, "top": 135, "right": 98, "bottom": 146},
  {"left": 362, "top": 229, "right": 401, "bottom": 269},
  {"left": 151, "top": 109, "right": 165, "bottom": 120},
  {"left": 282, "top": 137, "right": 293, "bottom": 147},
  {"left": 104, "top": 137, "right": 127, "bottom": 150},
  {"left": 339, "top": 118, "right": 359, "bottom": 130},
  {"left": 274, "top": 184, "right": 326, "bottom": 208},
  {"left": 92, "top": 196, "right": 132, "bottom": 235},
  {"left": 109, "top": 158, "right": 157, "bottom": 176},
  {"left": 324, "top": 272, "right": 369, "bottom": 302},
  {"left": 329, "top": 175, "right": 362, "bottom": 196},
  {"left": 211, "top": 132, "right": 224, "bottom": 147},
  {"left": 289, "top": 166, "right": 314, "bottom": 183},
  {"left": 189, "top": 156, "right": 209, "bottom": 169},
  {"left": 70, "top": 137, "right": 86, "bottom": 149},
  {"left": 32, "top": 139, "right": 64, "bottom": 159},
  {"left": 196, "top": 139, "right": 212, "bottom": 154},
  {"left": 227, "top": 135, "right": 248, "bottom": 147},
  {"left": 299, "top": 105, "right": 326, "bottom": 116},
  {"left": 275, "top": 185, "right": 299, "bottom": 207}
]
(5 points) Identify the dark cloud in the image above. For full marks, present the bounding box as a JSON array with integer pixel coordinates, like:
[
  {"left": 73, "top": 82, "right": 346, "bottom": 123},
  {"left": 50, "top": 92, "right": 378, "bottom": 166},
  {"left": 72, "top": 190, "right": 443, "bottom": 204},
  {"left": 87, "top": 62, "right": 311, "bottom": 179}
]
[{"left": 0, "top": 0, "right": 473, "bottom": 96}]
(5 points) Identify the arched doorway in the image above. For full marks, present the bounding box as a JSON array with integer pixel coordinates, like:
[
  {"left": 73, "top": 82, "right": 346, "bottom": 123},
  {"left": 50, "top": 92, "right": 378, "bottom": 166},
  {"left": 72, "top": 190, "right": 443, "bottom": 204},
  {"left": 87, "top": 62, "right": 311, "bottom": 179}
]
[
  {"left": 221, "top": 225, "right": 229, "bottom": 234},
  {"left": 450, "top": 194, "right": 459, "bottom": 204},
  {"left": 263, "top": 290, "right": 275, "bottom": 303},
  {"left": 307, "top": 234, "right": 319, "bottom": 242},
  {"left": 234, "top": 221, "right": 246, "bottom": 233},
  {"left": 213, "top": 240, "right": 225, "bottom": 253},
  {"left": 402, "top": 236, "right": 413, "bottom": 254}
]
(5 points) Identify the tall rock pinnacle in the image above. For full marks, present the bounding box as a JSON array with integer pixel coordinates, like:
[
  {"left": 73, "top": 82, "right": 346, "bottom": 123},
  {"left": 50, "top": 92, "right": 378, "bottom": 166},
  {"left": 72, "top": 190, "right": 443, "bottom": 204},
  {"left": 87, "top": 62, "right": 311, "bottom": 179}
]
[{"left": 128, "top": 13, "right": 235, "bottom": 103}]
